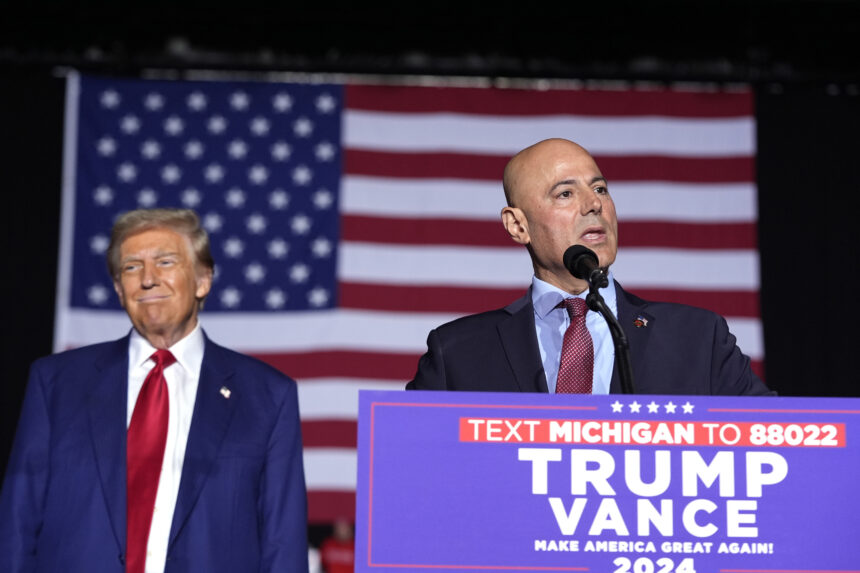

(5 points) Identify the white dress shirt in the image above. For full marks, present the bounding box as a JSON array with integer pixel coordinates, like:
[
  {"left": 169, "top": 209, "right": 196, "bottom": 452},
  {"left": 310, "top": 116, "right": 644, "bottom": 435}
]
[
  {"left": 531, "top": 274, "right": 618, "bottom": 394},
  {"left": 127, "top": 323, "right": 204, "bottom": 573}
]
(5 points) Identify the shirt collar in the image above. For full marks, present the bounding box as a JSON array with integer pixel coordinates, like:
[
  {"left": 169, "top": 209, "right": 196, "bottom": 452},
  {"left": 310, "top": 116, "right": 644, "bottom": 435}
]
[
  {"left": 530, "top": 271, "right": 616, "bottom": 319},
  {"left": 128, "top": 321, "right": 206, "bottom": 374}
]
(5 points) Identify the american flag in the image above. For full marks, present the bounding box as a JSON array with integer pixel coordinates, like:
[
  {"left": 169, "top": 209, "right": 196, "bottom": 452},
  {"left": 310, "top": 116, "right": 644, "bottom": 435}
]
[{"left": 56, "top": 72, "right": 761, "bottom": 523}]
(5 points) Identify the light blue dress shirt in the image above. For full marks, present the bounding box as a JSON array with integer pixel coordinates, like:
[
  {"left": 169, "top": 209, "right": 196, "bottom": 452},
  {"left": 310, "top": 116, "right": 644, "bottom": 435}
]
[{"left": 531, "top": 273, "right": 618, "bottom": 394}]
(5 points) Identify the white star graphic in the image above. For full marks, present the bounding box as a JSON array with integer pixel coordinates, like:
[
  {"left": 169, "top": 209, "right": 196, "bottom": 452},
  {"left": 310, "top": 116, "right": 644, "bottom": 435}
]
[
  {"left": 293, "top": 117, "right": 313, "bottom": 137},
  {"left": 184, "top": 140, "right": 204, "bottom": 160},
  {"left": 181, "top": 188, "right": 202, "bottom": 207},
  {"left": 220, "top": 287, "right": 242, "bottom": 308},
  {"left": 250, "top": 116, "right": 270, "bottom": 136},
  {"left": 207, "top": 115, "right": 228, "bottom": 134},
  {"left": 96, "top": 136, "right": 117, "bottom": 156},
  {"left": 264, "top": 288, "right": 287, "bottom": 309},
  {"left": 647, "top": 401, "right": 660, "bottom": 413},
  {"left": 228, "top": 139, "right": 249, "bottom": 159},
  {"left": 292, "top": 165, "right": 312, "bottom": 185},
  {"left": 187, "top": 91, "right": 207, "bottom": 111},
  {"left": 137, "top": 188, "right": 158, "bottom": 207},
  {"left": 117, "top": 162, "right": 137, "bottom": 183},
  {"left": 100, "top": 89, "right": 120, "bottom": 109},
  {"left": 140, "top": 139, "right": 161, "bottom": 160},
  {"left": 120, "top": 115, "right": 141, "bottom": 134},
  {"left": 93, "top": 185, "right": 114, "bottom": 206},
  {"left": 89, "top": 234, "right": 109, "bottom": 254},
  {"left": 204, "top": 163, "right": 225, "bottom": 183},
  {"left": 289, "top": 263, "right": 310, "bottom": 283},
  {"left": 314, "top": 141, "right": 336, "bottom": 161},
  {"left": 629, "top": 401, "right": 642, "bottom": 413},
  {"left": 248, "top": 164, "right": 269, "bottom": 185},
  {"left": 270, "top": 141, "right": 291, "bottom": 161},
  {"left": 307, "top": 287, "right": 330, "bottom": 308},
  {"left": 682, "top": 402, "right": 695, "bottom": 414},
  {"left": 272, "top": 92, "right": 293, "bottom": 112},
  {"left": 246, "top": 213, "right": 267, "bottom": 234},
  {"left": 202, "top": 212, "right": 224, "bottom": 233},
  {"left": 225, "top": 187, "right": 246, "bottom": 208},
  {"left": 268, "top": 189, "right": 290, "bottom": 210},
  {"left": 161, "top": 164, "right": 182, "bottom": 184},
  {"left": 311, "top": 237, "right": 333, "bottom": 258},
  {"left": 664, "top": 401, "right": 678, "bottom": 414},
  {"left": 223, "top": 237, "right": 245, "bottom": 258},
  {"left": 230, "top": 91, "right": 250, "bottom": 111},
  {"left": 267, "top": 238, "right": 289, "bottom": 259},
  {"left": 87, "top": 284, "right": 110, "bottom": 305},
  {"left": 312, "top": 189, "right": 334, "bottom": 209},
  {"left": 610, "top": 400, "right": 624, "bottom": 413},
  {"left": 315, "top": 93, "right": 337, "bottom": 114},
  {"left": 244, "top": 262, "right": 266, "bottom": 284},
  {"left": 144, "top": 92, "right": 165, "bottom": 111},
  {"left": 291, "top": 214, "right": 311, "bottom": 235},
  {"left": 164, "top": 115, "right": 184, "bottom": 136}
]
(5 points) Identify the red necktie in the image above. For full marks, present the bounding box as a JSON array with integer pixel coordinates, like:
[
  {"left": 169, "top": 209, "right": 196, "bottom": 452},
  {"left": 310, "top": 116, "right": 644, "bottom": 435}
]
[
  {"left": 126, "top": 349, "right": 175, "bottom": 573},
  {"left": 556, "top": 298, "right": 594, "bottom": 394}
]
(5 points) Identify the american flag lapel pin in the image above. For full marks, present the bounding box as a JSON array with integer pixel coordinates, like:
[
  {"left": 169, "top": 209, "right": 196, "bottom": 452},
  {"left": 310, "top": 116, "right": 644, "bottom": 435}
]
[
  {"left": 220, "top": 386, "right": 231, "bottom": 399},
  {"left": 633, "top": 315, "right": 649, "bottom": 328}
]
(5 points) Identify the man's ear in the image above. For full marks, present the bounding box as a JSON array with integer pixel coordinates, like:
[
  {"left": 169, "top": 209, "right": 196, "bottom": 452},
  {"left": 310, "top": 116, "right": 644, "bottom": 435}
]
[
  {"left": 195, "top": 267, "right": 214, "bottom": 300},
  {"left": 501, "top": 206, "right": 530, "bottom": 245}
]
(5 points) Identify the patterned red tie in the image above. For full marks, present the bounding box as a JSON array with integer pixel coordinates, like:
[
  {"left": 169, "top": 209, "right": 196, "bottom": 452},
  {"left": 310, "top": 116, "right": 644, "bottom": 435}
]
[
  {"left": 126, "top": 349, "right": 175, "bottom": 573},
  {"left": 556, "top": 298, "right": 594, "bottom": 394}
]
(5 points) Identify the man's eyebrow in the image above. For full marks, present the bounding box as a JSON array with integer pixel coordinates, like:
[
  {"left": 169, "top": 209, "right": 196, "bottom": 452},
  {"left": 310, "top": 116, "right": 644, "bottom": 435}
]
[{"left": 549, "top": 176, "right": 608, "bottom": 192}]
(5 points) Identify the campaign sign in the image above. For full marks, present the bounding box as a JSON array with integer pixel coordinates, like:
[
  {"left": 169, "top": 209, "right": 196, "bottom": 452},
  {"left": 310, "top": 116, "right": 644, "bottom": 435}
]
[{"left": 355, "top": 391, "right": 860, "bottom": 572}]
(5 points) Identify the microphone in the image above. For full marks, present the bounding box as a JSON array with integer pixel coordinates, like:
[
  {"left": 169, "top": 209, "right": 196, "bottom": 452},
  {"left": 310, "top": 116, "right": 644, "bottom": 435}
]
[{"left": 563, "top": 245, "right": 608, "bottom": 288}]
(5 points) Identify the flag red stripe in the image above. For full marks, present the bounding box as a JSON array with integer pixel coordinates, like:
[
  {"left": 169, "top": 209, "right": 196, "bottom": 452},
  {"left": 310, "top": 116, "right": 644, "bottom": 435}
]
[
  {"left": 346, "top": 85, "right": 753, "bottom": 117},
  {"left": 623, "top": 288, "right": 760, "bottom": 318},
  {"left": 340, "top": 282, "right": 526, "bottom": 314},
  {"left": 308, "top": 490, "right": 356, "bottom": 524},
  {"left": 339, "top": 283, "right": 760, "bottom": 318},
  {"left": 303, "top": 420, "right": 357, "bottom": 448},
  {"left": 345, "top": 150, "right": 754, "bottom": 183},
  {"left": 251, "top": 351, "right": 419, "bottom": 380},
  {"left": 342, "top": 215, "right": 757, "bottom": 249}
]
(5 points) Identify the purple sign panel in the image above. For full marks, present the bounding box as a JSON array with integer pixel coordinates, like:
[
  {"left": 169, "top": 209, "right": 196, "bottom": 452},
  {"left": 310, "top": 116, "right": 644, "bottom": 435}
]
[{"left": 355, "top": 391, "right": 860, "bottom": 572}]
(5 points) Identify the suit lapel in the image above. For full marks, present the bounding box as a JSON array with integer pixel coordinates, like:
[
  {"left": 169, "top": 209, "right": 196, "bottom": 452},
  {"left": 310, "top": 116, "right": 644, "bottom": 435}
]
[
  {"left": 498, "top": 292, "right": 548, "bottom": 392},
  {"left": 87, "top": 336, "right": 131, "bottom": 554},
  {"left": 169, "top": 337, "right": 237, "bottom": 546},
  {"left": 610, "top": 282, "right": 654, "bottom": 394}
]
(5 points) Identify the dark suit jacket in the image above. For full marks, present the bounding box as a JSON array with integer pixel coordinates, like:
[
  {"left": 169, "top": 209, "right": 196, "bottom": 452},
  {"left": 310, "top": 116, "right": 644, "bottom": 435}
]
[
  {"left": 407, "top": 282, "right": 772, "bottom": 396},
  {"left": 0, "top": 333, "right": 308, "bottom": 573}
]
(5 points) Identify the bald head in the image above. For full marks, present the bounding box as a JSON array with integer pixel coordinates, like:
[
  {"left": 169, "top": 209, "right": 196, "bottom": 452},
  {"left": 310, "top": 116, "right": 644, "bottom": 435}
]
[
  {"left": 500, "top": 138, "right": 619, "bottom": 294},
  {"left": 503, "top": 139, "right": 594, "bottom": 207}
]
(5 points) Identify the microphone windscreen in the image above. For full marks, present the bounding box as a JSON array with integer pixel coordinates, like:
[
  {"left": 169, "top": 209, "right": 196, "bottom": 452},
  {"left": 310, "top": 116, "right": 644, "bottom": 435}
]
[{"left": 563, "top": 245, "right": 599, "bottom": 280}]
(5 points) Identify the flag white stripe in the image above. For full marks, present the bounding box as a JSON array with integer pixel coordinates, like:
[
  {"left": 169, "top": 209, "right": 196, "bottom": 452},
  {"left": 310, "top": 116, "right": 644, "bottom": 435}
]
[
  {"left": 54, "top": 307, "right": 764, "bottom": 361},
  {"left": 303, "top": 449, "right": 357, "bottom": 490},
  {"left": 612, "top": 248, "right": 760, "bottom": 289},
  {"left": 342, "top": 176, "right": 757, "bottom": 223},
  {"left": 344, "top": 111, "right": 755, "bottom": 157},
  {"left": 298, "top": 379, "right": 404, "bottom": 419},
  {"left": 340, "top": 243, "right": 760, "bottom": 290},
  {"left": 54, "top": 71, "right": 81, "bottom": 353}
]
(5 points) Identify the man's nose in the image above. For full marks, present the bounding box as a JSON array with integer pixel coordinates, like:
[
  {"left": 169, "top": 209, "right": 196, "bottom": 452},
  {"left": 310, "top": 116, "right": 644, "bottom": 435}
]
[
  {"left": 140, "top": 263, "right": 159, "bottom": 287},
  {"left": 580, "top": 189, "right": 603, "bottom": 215}
]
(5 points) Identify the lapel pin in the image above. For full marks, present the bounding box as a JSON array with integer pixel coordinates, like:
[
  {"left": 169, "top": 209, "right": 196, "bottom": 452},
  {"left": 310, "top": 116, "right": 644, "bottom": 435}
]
[
  {"left": 220, "top": 386, "right": 231, "bottom": 399},
  {"left": 633, "top": 315, "right": 649, "bottom": 328}
]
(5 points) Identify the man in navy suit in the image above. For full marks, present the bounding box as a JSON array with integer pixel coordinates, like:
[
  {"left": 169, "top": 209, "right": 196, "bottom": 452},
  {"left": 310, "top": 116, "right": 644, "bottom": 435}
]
[
  {"left": 407, "top": 138, "right": 772, "bottom": 396},
  {"left": 0, "top": 208, "right": 308, "bottom": 572}
]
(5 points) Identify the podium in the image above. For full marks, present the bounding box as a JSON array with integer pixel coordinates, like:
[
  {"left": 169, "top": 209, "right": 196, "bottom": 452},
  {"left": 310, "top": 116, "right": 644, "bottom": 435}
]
[{"left": 355, "top": 391, "right": 860, "bottom": 572}]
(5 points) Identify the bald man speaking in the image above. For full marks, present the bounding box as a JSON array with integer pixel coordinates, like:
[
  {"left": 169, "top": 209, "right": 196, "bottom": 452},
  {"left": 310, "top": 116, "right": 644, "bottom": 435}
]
[{"left": 407, "top": 138, "right": 772, "bottom": 396}]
